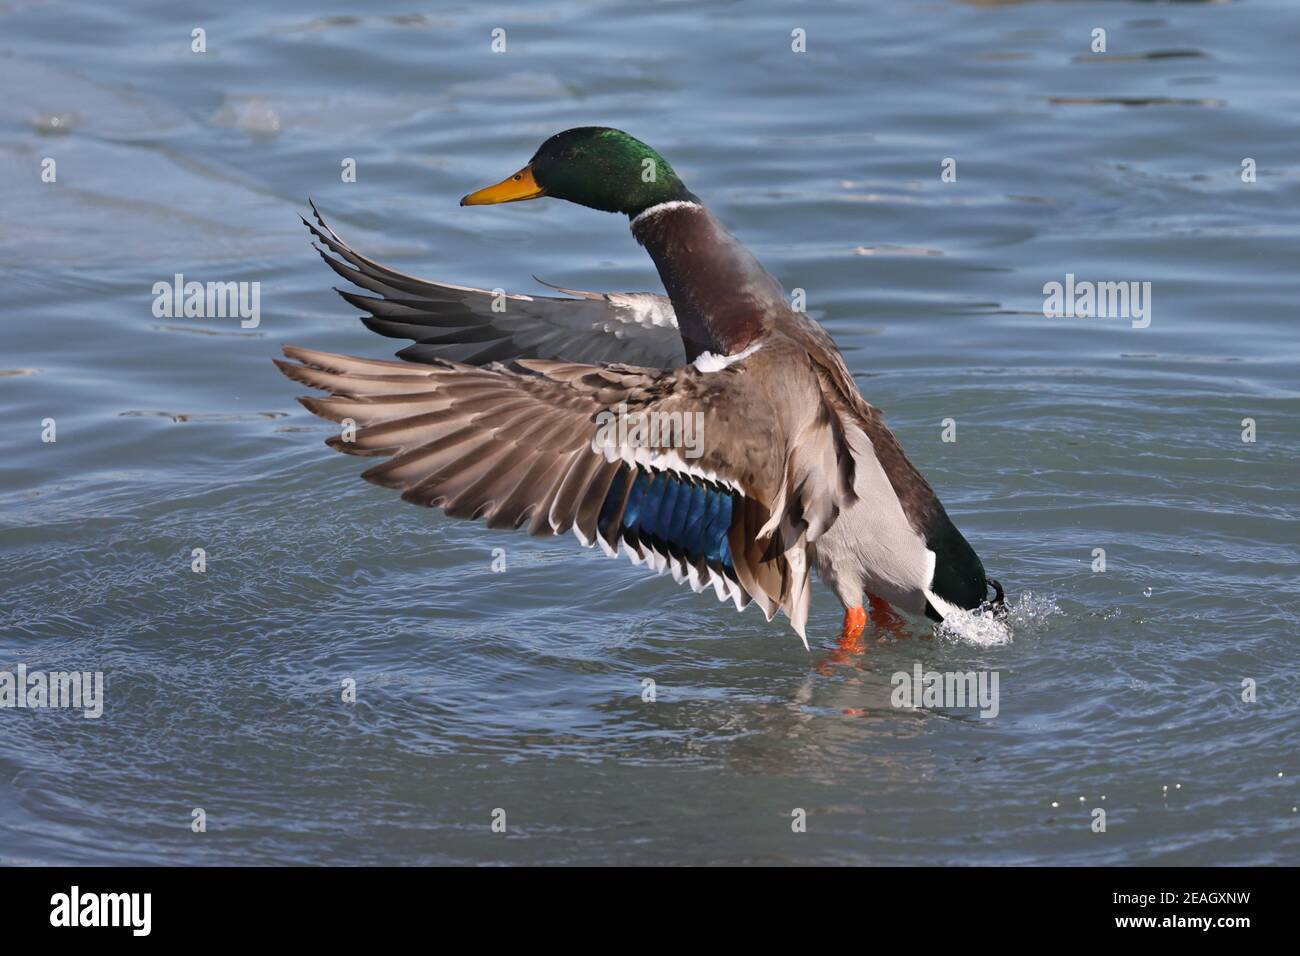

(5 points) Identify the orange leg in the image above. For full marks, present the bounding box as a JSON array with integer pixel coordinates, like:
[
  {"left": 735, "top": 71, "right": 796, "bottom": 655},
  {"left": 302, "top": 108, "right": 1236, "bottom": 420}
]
[
  {"left": 817, "top": 598, "right": 914, "bottom": 679},
  {"left": 867, "top": 594, "right": 907, "bottom": 631},
  {"left": 813, "top": 605, "right": 870, "bottom": 677},
  {"left": 838, "top": 604, "right": 868, "bottom": 651}
]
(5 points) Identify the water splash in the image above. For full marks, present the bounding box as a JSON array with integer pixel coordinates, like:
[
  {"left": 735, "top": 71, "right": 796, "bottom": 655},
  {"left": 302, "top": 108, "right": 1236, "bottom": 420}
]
[{"left": 934, "top": 591, "right": 1062, "bottom": 648}]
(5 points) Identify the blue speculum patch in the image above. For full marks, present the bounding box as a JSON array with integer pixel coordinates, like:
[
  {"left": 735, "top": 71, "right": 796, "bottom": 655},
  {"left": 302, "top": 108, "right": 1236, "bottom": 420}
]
[{"left": 598, "top": 467, "right": 734, "bottom": 570}]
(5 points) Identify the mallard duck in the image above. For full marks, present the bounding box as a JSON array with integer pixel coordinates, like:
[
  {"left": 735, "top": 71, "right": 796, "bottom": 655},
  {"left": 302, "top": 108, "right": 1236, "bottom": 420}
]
[{"left": 276, "top": 127, "right": 1003, "bottom": 647}]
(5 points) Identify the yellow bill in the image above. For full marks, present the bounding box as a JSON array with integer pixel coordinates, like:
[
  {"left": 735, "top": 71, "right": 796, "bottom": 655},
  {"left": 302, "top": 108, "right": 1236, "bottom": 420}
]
[{"left": 460, "top": 166, "right": 545, "bottom": 206}]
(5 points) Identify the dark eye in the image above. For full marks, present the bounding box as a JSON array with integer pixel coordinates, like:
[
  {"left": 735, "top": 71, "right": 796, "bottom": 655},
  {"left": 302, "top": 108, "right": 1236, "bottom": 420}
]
[{"left": 513, "top": 174, "right": 522, "bottom": 181}]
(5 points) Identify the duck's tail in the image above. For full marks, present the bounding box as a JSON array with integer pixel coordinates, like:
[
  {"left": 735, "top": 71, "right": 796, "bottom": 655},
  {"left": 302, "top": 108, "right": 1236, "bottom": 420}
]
[{"left": 984, "top": 577, "right": 1007, "bottom": 616}]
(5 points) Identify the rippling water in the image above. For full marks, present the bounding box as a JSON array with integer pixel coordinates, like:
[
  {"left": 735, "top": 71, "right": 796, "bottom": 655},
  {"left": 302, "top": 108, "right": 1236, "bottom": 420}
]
[{"left": 2, "top": 0, "right": 1297, "bottom": 865}]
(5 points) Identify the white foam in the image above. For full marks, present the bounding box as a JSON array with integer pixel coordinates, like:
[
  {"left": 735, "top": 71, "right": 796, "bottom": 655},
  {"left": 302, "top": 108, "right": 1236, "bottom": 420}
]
[{"left": 933, "top": 591, "right": 1062, "bottom": 648}]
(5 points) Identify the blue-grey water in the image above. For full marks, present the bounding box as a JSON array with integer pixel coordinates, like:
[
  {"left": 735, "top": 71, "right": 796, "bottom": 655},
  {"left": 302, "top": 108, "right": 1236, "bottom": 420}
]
[{"left": 2, "top": 0, "right": 1297, "bottom": 865}]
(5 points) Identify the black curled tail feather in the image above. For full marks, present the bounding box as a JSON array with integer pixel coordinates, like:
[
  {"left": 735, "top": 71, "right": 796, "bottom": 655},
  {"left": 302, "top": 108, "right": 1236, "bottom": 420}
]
[{"left": 984, "top": 577, "right": 1007, "bottom": 616}]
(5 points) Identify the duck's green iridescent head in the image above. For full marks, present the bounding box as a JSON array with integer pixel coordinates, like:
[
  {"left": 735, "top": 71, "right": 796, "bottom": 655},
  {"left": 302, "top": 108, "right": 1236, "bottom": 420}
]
[{"left": 460, "top": 127, "right": 696, "bottom": 217}]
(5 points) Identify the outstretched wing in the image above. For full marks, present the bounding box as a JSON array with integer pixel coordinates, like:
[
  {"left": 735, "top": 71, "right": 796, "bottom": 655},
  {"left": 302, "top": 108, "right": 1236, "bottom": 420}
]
[
  {"left": 302, "top": 202, "right": 686, "bottom": 368},
  {"left": 274, "top": 343, "right": 851, "bottom": 642}
]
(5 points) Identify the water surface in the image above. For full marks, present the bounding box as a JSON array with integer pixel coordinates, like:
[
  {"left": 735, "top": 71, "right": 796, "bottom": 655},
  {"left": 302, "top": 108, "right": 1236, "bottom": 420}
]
[{"left": 2, "top": 0, "right": 1298, "bottom": 865}]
